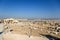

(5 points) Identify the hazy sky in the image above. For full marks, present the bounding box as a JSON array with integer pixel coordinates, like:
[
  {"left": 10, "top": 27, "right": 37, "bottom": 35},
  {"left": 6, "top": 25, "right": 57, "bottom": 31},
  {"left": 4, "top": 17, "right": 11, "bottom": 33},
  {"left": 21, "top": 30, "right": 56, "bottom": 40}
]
[{"left": 0, "top": 0, "right": 60, "bottom": 18}]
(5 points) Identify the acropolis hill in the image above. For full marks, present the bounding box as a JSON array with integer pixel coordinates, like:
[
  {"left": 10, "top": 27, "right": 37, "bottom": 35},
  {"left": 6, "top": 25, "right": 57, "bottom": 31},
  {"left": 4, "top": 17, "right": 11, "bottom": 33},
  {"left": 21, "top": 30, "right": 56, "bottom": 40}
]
[{"left": 0, "top": 18, "right": 60, "bottom": 40}]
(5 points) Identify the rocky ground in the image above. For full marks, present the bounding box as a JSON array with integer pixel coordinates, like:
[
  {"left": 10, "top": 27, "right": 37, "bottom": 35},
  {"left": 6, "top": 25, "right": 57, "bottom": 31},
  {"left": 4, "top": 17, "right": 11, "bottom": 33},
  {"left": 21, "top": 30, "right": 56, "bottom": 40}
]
[
  {"left": 2, "top": 32, "right": 49, "bottom": 40},
  {"left": 0, "top": 19, "right": 60, "bottom": 40}
]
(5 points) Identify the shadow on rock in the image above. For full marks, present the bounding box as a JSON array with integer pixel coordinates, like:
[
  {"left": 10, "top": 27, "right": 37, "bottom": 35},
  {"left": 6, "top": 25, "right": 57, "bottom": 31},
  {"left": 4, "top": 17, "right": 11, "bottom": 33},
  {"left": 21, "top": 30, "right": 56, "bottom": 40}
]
[{"left": 41, "top": 34, "right": 60, "bottom": 40}]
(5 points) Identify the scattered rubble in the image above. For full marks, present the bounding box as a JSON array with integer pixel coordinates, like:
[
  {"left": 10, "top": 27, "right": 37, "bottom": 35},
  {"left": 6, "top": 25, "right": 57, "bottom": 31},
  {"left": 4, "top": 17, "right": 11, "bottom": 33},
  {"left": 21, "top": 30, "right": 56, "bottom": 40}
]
[{"left": 0, "top": 18, "right": 60, "bottom": 40}]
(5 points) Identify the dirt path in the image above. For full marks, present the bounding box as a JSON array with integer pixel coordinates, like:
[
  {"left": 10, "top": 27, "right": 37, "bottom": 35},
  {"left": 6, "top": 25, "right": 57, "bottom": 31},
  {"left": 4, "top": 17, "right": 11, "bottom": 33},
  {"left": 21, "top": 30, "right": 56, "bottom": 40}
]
[{"left": 3, "top": 32, "right": 49, "bottom": 40}]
